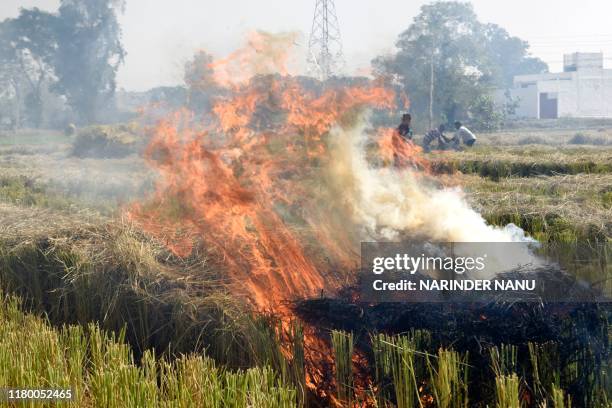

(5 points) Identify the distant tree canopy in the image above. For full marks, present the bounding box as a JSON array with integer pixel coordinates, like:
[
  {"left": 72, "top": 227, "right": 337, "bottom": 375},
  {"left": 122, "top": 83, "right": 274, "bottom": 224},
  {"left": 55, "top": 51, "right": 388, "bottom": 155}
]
[
  {"left": 480, "top": 23, "right": 548, "bottom": 88},
  {"left": 0, "top": 0, "right": 125, "bottom": 127},
  {"left": 373, "top": 1, "right": 547, "bottom": 130},
  {"left": 184, "top": 50, "right": 218, "bottom": 111},
  {"left": 0, "top": 8, "right": 57, "bottom": 127},
  {"left": 53, "top": 0, "right": 126, "bottom": 124}
]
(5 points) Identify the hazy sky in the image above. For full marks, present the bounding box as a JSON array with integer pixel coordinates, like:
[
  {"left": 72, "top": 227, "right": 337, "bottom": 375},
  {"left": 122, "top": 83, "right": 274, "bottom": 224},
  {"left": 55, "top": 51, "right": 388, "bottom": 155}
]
[{"left": 2, "top": 0, "right": 612, "bottom": 91}]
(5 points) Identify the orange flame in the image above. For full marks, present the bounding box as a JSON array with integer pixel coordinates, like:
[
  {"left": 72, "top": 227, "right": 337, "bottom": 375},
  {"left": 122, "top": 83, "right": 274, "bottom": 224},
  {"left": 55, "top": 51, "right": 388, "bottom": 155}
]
[
  {"left": 130, "top": 83, "right": 398, "bottom": 308},
  {"left": 128, "top": 36, "right": 425, "bottom": 312},
  {"left": 209, "top": 31, "right": 299, "bottom": 87},
  {"left": 127, "top": 36, "right": 436, "bottom": 406},
  {"left": 377, "top": 128, "right": 431, "bottom": 172}
]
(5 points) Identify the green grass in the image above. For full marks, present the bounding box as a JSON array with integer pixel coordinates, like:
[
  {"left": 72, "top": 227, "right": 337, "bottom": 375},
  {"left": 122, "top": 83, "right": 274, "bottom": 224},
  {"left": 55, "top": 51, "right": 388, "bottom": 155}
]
[
  {"left": 370, "top": 333, "right": 393, "bottom": 406},
  {"left": 430, "top": 146, "right": 612, "bottom": 180},
  {"left": 0, "top": 223, "right": 296, "bottom": 374},
  {"left": 484, "top": 212, "right": 601, "bottom": 243},
  {"left": 528, "top": 341, "right": 561, "bottom": 404},
  {"left": 288, "top": 321, "right": 306, "bottom": 407},
  {"left": 427, "top": 348, "right": 469, "bottom": 408},
  {"left": 368, "top": 326, "right": 608, "bottom": 407},
  {"left": 437, "top": 147, "right": 612, "bottom": 244},
  {"left": 371, "top": 330, "right": 432, "bottom": 408},
  {"left": 561, "top": 311, "right": 611, "bottom": 408},
  {"left": 331, "top": 330, "right": 354, "bottom": 405},
  {"left": 457, "top": 174, "right": 611, "bottom": 243},
  {"left": 494, "top": 374, "right": 520, "bottom": 408},
  {"left": 371, "top": 333, "right": 419, "bottom": 408},
  {"left": 0, "top": 175, "right": 75, "bottom": 210},
  {"left": 525, "top": 338, "right": 608, "bottom": 408},
  {"left": 490, "top": 345, "right": 521, "bottom": 408},
  {"left": 552, "top": 384, "right": 572, "bottom": 408},
  {"left": 0, "top": 293, "right": 297, "bottom": 407},
  {"left": 490, "top": 344, "right": 518, "bottom": 378}
]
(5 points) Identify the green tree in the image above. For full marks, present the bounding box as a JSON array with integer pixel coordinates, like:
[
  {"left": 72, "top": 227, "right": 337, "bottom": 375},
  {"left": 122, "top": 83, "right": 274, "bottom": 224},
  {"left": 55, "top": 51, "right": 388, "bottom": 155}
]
[
  {"left": 184, "top": 50, "right": 218, "bottom": 111},
  {"left": 480, "top": 23, "right": 548, "bottom": 88},
  {"left": 374, "top": 2, "right": 487, "bottom": 128},
  {"left": 0, "top": 21, "right": 23, "bottom": 128},
  {"left": 373, "top": 1, "right": 547, "bottom": 129},
  {"left": 468, "top": 94, "right": 503, "bottom": 131},
  {"left": 468, "top": 91, "right": 520, "bottom": 132},
  {"left": 0, "top": 8, "right": 57, "bottom": 127},
  {"left": 52, "top": 0, "right": 126, "bottom": 124}
]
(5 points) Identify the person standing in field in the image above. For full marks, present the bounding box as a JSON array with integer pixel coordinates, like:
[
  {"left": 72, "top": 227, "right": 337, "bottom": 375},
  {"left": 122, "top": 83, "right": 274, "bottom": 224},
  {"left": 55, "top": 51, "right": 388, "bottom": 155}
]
[
  {"left": 391, "top": 113, "right": 414, "bottom": 167},
  {"left": 397, "top": 113, "right": 413, "bottom": 141},
  {"left": 454, "top": 121, "right": 477, "bottom": 147}
]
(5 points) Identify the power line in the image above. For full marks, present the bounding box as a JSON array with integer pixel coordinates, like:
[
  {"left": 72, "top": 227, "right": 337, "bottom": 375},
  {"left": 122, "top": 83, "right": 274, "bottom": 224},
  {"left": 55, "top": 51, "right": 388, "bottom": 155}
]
[
  {"left": 307, "top": 0, "right": 345, "bottom": 80},
  {"left": 527, "top": 34, "right": 612, "bottom": 39},
  {"left": 534, "top": 41, "right": 612, "bottom": 45},
  {"left": 534, "top": 53, "right": 612, "bottom": 57},
  {"left": 543, "top": 59, "right": 612, "bottom": 63},
  {"left": 530, "top": 44, "right": 612, "bottom": 48}
]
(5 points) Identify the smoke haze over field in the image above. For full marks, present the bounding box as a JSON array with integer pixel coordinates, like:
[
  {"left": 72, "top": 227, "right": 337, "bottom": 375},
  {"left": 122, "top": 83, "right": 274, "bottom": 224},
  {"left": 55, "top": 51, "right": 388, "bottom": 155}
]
[
  {"left": 329, "top": 118, "right": 532, "bottom": 243},
  {"left": 2, "top": 0, "right": 612, "bottom": 91}
]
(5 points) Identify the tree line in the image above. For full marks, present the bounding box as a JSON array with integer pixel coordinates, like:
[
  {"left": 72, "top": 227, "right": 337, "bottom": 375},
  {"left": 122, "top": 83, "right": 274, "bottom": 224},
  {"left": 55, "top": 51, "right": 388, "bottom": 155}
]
[
  {"left": 0, "top": 0, "right": 125, "bottom": 128},
  {"left": 373, "top": 2, "right": 548, "bottom": 131},
  {"left": 0, "top": 1, "right": 548, "bottom": 132}
]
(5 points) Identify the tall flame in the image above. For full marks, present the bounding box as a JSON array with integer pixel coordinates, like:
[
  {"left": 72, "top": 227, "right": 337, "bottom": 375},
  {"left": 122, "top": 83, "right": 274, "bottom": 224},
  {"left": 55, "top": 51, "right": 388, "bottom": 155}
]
[
  {"left": 129, "top": 37, "right": 399, "bottom": 308},
  {"left": 129, "top": 32, "right": 527, "bottom": 310},
  {"left": 127, "top": 34, "right": 538, "bottom": 403}
]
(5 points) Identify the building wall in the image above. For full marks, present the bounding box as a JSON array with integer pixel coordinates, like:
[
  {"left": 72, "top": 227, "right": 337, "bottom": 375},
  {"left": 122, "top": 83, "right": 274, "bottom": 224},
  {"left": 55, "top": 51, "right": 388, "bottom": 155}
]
[
  {"left": 508, "top": 68, "right": 612, "bottom": 119},
  {"left": 505, "top": 85, "right": 538, "bottom": 118},
  {"left": 536, "top": 74, "right": 575, "bottom": 118},
  {"left": 572, "top": 70, "right": 612, "bottom": 117},
  {"left": 564, "top": 52, "right": 603, "bottom": 72}
]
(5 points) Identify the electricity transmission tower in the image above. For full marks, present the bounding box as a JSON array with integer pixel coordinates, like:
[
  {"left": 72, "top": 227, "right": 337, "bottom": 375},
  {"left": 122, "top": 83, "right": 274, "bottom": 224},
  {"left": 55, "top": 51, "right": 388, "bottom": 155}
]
[{"left": 307, "top": 0, "right": 345, "bottom": 80}]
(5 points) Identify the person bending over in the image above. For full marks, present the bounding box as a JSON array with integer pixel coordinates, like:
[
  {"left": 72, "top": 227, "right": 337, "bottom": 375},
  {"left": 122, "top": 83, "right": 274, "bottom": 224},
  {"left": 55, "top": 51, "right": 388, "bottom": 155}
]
[
  {"left": 454, "top": 121, "right": 476, "bottom": 147},
  {"left": 423, "top": 124, "right": 447, "bottom": 152}
]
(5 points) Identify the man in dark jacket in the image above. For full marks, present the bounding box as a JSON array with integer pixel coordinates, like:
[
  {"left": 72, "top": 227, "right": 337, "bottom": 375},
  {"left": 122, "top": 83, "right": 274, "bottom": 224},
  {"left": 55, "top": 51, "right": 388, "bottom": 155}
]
[{"left": 397, "top": 113, "right": 413, "bottom": 141}]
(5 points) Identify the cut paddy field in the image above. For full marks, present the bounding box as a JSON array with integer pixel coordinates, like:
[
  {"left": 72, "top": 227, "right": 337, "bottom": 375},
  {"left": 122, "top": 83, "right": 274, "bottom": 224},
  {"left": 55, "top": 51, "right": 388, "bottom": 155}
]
[
  {"left": 429, "top": 145, "right": 612, "bottom": 180},
  {"left": 421, "top": 130, "right": 612, "bottom": 243},
  {"left": 0, "top": 124, "right": 610, "bottom": 406}
]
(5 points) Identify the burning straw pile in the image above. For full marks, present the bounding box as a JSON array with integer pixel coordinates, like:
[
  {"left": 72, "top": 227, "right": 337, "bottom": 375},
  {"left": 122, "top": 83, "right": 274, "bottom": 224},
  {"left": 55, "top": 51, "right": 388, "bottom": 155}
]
[
  {"left": 127, "top": 32, "right": 536, "bottom": 310},
  {"left": 122, "top": 33, "right": 609, "bottom": 406},
  {"left": 296, "top": 296, "right": 609, "bottom": 407},
  {"left": 1, "top": 32, "right": 608, "bottom": 407}
]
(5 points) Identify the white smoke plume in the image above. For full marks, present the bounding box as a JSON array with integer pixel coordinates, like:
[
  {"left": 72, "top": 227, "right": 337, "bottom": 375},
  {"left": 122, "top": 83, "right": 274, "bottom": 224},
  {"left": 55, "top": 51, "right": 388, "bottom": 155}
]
[{"left": 328, "top": 116, "right": 540, "bottom": 277}]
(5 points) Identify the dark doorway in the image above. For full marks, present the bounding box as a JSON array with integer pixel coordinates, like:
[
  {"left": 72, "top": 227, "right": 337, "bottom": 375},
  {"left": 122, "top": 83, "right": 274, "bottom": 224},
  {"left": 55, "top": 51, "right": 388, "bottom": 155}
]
[{"left": 539, "top": 92, "right": 558, "bottom": 119}]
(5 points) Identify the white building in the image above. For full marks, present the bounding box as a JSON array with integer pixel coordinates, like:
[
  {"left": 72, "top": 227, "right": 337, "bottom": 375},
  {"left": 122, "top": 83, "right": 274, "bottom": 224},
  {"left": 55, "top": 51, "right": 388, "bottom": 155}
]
[{"left": 503, "top": 53, "right": 612, "bottom": 119}]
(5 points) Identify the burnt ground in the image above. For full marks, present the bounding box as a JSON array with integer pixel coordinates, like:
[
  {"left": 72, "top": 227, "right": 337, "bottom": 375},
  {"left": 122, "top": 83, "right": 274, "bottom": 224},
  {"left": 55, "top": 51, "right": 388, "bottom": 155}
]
[{"left": 294, "top": 286, "right": 611, "bottom": 407}]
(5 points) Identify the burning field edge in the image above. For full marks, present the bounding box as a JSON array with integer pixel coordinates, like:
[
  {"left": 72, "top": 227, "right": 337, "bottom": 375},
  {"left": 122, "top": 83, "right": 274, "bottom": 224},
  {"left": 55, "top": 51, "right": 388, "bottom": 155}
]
[{"left": 0, "top": 221, "right": 610, "bottom": 407}]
